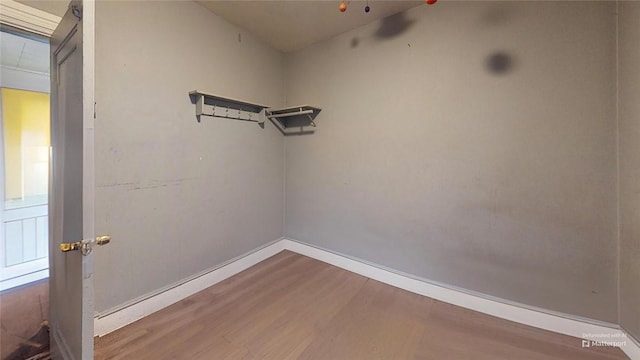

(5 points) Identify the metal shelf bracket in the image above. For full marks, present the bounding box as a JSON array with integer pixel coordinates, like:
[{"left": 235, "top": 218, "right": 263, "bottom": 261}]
[{"left": 266, "top": 105, "right": 322, "bottom": 135}]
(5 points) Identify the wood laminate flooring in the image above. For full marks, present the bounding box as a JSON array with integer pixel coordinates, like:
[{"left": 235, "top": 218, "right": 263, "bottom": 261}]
[{"left": 94, "top": 251, "right": 628, "bottom": 360}]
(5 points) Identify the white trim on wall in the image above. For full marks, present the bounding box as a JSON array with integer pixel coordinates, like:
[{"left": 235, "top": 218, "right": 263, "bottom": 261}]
[
  {"left": 0, "top": 0, "right": 61, "bottom": 37},
  {"left": 0, "top": 269, "right": 48, "bottom": 292},
  {"left": 93, "top": 238, "right": 639, "bottom": 359},
  {"left": 281, "top": 238, "right": 639, "bottom": 360},
  {"left": 93, "top": 238, "right": 287, "bottom": 336},
  {"left": 284, "top": 239, "right": 620, "bottom": 331},
  {"left": 623, "top": 334, "right": 640, "bottom": 360}
]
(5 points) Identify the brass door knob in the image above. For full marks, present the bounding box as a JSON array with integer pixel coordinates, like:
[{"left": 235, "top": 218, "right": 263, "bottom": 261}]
[
  {"left": 60, "top": 235, "right": 111, "bottom": 255},
  {"left": 96, "top": 235, "right": 111, "bottom": 245},
  {"left": 60, "top": 242, "right": 82, "bottom": 252}
]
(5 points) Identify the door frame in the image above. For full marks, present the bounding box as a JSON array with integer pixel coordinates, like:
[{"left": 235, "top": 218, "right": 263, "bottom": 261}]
[
  {"left": 0, "top": 88, "right": 4, "bottom": 289},
  {"left": 0, "top": 0, "right": 61, "bottom": 290},
  {"left": 0, "top": 85, "right": 52, "bottom": 291},
  {"left": 0, "top": 0, "right": 61, "bottom": 291},
  {"left": 0, "top": 0, "right": 61, "bottom": 37},
  {"left": 1, "top": 0, "right": 97, "bottom": 356},
  {"left": 81, "top": 0, "right": 97, "bottom": 354}
]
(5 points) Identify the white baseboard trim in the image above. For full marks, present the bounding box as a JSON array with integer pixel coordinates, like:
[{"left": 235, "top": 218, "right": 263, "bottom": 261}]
[
  {"left": 51, "top": 323, "right": 74, "bottom": 360},
  {"left": 0, "top": 269, "right": 48, "bottom": 292},
  {"left": 93, "top": 238, "right": 286, "bottom": 336},
  {"left": 93, "top": 237, "right": 639, "bottom": 359},
  {"left": 622, "top": 332, "right": 640, "bottom": 360},
  {"left": 281, "top": 238, "right": 640, "bottom": 360}
]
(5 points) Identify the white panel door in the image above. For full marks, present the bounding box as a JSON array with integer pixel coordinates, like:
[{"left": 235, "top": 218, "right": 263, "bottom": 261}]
[{"left": 49, "top": 1, "right": 96, "bottom": 359}]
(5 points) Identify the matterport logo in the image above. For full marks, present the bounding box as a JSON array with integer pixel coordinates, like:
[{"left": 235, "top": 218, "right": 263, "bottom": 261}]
[{"left": 581, "top": 332, "right": 627, "bottom": 348}]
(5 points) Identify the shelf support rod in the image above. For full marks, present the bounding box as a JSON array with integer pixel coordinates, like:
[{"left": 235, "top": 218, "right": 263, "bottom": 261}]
[{"left": 266, "top": 109, "right": 314, "bottom": 119}]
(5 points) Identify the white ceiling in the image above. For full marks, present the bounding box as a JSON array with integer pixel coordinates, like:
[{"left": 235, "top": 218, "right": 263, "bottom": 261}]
[
  {"left": 198, "top": 1, "right": 424, "bottom": 52},
  {"left": 0, "top": 31, "right": 49, "bottom": 74},
  {"left": 12, "top": 0, "right": 424, "bottom": 54}
]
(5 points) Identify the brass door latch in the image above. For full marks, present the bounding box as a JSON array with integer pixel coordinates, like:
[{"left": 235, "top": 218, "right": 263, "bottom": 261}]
[{"left": 60, "top": 235, "right": 111, "bottom": 255}]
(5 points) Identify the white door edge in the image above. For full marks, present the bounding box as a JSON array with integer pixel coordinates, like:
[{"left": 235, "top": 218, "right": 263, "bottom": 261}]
[{"left": 81, "top": 0, "right": 96, "bottom": 358}]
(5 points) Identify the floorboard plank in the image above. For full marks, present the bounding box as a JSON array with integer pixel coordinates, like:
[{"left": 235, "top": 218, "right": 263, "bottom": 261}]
[{"left": 94, "top": 251, "right": 628, "bottom": 360}]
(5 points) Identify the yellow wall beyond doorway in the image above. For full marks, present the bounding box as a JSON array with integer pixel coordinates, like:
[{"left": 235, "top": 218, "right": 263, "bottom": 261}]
[{"left": 1, "top": 87, "right": 50, "bottom": 202}]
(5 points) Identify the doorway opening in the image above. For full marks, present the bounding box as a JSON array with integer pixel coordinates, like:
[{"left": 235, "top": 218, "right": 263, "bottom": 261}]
[{"left": 0, "top": 25, "right": 51, "bottom": 360}]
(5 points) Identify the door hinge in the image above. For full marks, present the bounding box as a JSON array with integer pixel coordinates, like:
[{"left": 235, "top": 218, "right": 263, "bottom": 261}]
[
  {"left": 71, "top": 5, "right": 82, "bottom": 20},
  {"left": 94, "top": 102, "right": 96, "bottom": 119}
]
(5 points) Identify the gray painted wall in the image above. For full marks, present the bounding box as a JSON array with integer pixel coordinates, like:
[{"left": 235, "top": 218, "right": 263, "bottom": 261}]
[
  {"left": 284, "top": 1, "right": 619, "bottom": 322},
  {"left": 94, "top": 1, "right": 284, "bottom": 313},
  {"left": 619, "top": 1, "right": 640, "bottom": 341}
]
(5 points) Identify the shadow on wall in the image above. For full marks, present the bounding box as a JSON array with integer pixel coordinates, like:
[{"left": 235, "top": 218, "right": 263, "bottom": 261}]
[
  {"left": 350, "top": 5, "right": 520, "bottom": 76},
  {"left": 486, "top": 51, "right": 518, "bottom": 75},
  {"left": 350, "top": 10, "right": 415, "bottom": 48},
  {"left": 480, "top": 4, "right": 519, "bottom": 76},
  {"left": 374, "top": 12, "right": 415, "bottom": 39}
]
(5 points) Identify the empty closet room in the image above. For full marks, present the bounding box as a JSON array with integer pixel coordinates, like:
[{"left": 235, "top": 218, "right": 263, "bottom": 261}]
[{"left": 11, "top": 0, "right": 638, "bottom": 358}]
